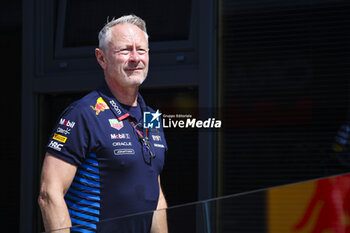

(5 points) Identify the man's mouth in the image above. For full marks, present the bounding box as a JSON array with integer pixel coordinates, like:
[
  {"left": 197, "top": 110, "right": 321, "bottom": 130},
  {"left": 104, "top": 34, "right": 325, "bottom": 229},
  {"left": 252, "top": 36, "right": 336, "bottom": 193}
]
[{"left": 125, "top": 67, "right": 143, "bottom": 72}]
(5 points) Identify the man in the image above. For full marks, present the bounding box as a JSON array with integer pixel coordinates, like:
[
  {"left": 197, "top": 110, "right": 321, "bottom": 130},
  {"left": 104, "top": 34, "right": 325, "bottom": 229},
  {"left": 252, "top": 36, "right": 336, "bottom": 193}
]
[{"left": 38, "top": 15, "right": 168, "bottom": 233}]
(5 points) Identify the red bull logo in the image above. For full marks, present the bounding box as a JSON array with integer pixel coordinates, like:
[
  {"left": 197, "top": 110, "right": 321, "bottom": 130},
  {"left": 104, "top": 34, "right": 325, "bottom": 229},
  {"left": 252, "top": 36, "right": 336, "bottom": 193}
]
[
  {"left": 293, "top": 174, "right": 350, "bottom": 233},
  {"left": 90, "top": 97, "right": 110, "bottom": 115},
  {"left": 268, "top": 174, "right": 350, "bottom": 233}
]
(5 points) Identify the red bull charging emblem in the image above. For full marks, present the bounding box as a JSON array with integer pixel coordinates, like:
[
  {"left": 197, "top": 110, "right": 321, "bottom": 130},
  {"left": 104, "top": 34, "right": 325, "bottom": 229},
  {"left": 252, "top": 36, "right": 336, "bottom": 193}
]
[{"left": 90, "top": 97, "right": 110, "bottom": 115}]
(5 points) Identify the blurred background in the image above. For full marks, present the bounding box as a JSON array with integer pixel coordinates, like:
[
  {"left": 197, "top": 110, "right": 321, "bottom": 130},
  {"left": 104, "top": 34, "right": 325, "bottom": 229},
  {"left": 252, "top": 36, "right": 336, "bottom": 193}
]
[{"left": 2, "top": 0, "right": 350, "bottom": 232}]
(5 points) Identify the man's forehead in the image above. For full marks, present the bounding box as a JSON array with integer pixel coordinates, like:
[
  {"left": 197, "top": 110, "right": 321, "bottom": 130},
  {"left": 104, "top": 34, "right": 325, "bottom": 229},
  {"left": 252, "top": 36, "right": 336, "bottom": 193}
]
[{"left": 110, "top": 24, "right": 148, "bottom": 45}]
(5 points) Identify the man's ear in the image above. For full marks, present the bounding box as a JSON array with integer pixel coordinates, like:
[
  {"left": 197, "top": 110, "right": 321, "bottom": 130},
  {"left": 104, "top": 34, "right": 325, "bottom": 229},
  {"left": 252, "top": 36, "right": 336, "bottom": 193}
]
[{"left": 95, "top": 48, "right": 107, "bottom": 70}]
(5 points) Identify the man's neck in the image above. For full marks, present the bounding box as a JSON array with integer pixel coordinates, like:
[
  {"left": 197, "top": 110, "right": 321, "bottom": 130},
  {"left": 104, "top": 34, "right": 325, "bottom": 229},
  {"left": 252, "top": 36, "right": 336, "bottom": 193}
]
[{"left": 105, "top": 78, "right": 139, "bottom": 106}]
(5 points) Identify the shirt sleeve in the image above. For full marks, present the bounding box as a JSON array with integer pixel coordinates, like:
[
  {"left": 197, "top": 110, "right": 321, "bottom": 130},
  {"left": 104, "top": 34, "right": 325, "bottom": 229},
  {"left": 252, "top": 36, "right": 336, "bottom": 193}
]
[{"left": 46, "top": 103, "right": 90, "bottom": 166}]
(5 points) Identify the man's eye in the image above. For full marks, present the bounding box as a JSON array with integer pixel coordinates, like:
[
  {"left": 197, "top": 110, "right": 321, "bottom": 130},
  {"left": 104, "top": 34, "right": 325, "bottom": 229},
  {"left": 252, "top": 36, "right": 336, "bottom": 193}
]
[
  {"left": 137, "top": 49, "right": 146, "bottom": 54},
  {"left": 118, "top": 49, "right": 130, "bottom": 55}
]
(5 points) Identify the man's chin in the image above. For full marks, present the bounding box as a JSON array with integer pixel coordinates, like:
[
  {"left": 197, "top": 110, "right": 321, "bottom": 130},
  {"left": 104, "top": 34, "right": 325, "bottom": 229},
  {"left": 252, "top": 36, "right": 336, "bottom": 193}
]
[{"left": 124, "top": 76, "right": 147, "bottom": 87}]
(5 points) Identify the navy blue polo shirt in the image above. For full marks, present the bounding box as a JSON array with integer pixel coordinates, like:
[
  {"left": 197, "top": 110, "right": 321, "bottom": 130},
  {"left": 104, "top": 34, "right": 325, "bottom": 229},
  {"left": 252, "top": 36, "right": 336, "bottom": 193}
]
[{"left": 46, "top": 82, "right": 167, "bottom": 233}]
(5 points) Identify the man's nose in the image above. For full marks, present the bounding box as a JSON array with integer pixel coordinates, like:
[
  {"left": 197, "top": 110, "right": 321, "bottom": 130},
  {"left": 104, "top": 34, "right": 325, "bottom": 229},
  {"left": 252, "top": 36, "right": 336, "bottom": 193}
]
[{"left": 128, "top": 49, "right": 140, "bottom": 63}]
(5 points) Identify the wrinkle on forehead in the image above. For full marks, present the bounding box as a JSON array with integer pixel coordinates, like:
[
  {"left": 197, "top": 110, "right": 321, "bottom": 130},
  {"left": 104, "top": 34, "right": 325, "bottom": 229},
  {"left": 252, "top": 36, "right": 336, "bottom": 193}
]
[{"left": 109, "top": 24, "right": 148, "bottom": 49}]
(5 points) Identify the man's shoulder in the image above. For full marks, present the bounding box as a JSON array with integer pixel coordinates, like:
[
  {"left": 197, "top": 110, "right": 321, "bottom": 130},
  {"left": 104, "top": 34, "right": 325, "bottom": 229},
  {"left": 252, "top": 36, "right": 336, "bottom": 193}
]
[
  {"left": 74, "top": 90, "right": 100, "bottom": 105},
  {"left": 65, "top": 90, "right": 102, "bottom": 115}
]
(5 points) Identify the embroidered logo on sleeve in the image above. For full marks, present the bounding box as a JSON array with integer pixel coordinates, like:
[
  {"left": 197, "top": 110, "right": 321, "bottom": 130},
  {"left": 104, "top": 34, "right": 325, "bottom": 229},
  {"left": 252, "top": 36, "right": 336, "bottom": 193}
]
[
  {"left": 48, "top": 141, "right": 63, "bottom": 151},
  {"left": 90, "top": 97, "right": 110, "bottom": 115},
  {"left": 53, "top": 133, "right": 67, "bottom": 143},
  {"left": 59, "top": 118, "right": 75, "bottom": 128}
]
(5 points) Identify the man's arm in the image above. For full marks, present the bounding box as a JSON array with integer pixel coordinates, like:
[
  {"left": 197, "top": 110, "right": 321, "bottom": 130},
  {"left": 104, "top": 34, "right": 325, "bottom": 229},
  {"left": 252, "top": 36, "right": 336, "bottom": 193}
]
[
  {"left": 38, "top": 153, "right": 77, "bottom": 232},
  {"left": 151, "top": 175, "right": 168, "bottom": 233}
]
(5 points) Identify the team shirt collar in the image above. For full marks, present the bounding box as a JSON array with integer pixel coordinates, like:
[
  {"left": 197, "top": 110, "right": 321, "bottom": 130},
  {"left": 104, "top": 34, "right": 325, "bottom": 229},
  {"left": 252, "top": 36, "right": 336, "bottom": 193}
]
[{"left": 97, "top": 81, "right": 148, "bottom": 122}]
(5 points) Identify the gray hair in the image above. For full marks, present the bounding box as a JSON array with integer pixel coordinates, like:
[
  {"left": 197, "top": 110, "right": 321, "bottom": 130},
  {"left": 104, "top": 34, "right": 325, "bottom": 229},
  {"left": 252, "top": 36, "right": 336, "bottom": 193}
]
[{"left": 98, "top": 15, "right": 149, "bottom": 51}]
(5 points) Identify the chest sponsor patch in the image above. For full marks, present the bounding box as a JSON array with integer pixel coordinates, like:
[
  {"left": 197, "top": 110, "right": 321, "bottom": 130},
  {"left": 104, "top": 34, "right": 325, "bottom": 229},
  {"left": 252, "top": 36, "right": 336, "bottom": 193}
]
[
  {"left": 112, "top": 142, "right": 132, "bottom": 147},
  {"left": 152, "top": 135, "right": 162, "bottom": 142},
  {"left": 110, "top": 133, "right": 130, "bottom": 140},
  {"left": 109, "top": 119, "right": 124, "bottom": 130},
  {"left": 154, "top": 143, "right": 165, "bottom": 148},
  {"left": 114, "top": 148, "right": 135, "bottom": 155}
]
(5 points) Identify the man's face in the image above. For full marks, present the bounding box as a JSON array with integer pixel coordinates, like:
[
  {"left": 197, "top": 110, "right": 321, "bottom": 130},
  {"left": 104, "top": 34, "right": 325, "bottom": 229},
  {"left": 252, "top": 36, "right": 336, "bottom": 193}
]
[{"left": 101, "top": 23, "right": 149, "bottom": 88}]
